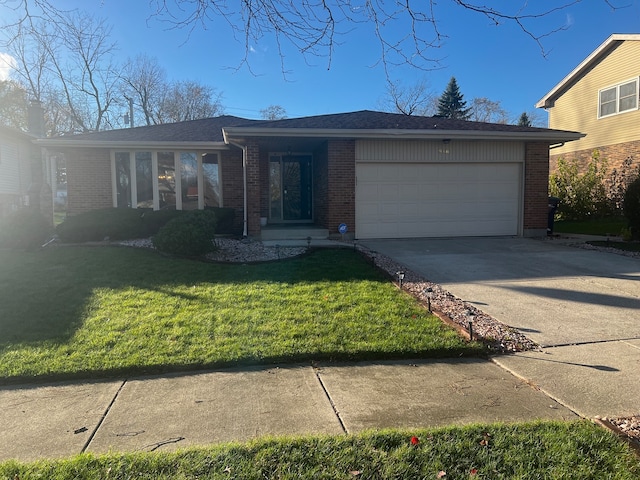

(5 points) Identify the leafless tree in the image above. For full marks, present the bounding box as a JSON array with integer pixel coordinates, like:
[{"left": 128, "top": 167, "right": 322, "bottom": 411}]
[
  {"left": 0, "top": 79, "right": 28, "bottom": 129},
  {"left": 1, "top": 11, "right": 119, "bottom": 133},
  {"left": 1, "top": 1, "right": 624, "bottom": 79},
  {"left": 156, "top": 80, "right": 224, "bottom": 123},
  {"left": 120, "top": 55, "right": 169, "bottom": 126},
  {"left": 470, "top": 97, "right": 509, "bottom": 124},
  {"left": 379, "top": 79, "right": 437, "bottom": 116},
  {"left": 260, "top": 104, "right": 287, "bottom": 120}
]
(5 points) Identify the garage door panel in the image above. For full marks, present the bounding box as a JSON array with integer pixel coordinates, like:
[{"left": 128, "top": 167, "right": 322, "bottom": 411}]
[{"left": 356, "top": 162, "right": 521, "bottom": 239}]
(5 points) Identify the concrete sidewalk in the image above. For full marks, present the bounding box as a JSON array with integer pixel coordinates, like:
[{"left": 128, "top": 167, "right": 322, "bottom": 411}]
[{"left": 0, "top": 359, "right": 576, "bottom": 463}]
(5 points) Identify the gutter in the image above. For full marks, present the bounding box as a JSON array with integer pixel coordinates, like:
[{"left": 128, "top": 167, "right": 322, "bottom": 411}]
[
  {"left": 222, "top": 127, "right": 585, "bottom": 143},
  {"left": 35, "top": 139, "right": 230, "bottom": 149}
]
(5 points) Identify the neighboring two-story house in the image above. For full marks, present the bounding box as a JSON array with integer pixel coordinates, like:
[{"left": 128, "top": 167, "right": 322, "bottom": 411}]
[
  {"left": 0, "top": 102, "right": 52, "bottom": 220},
  {"left": 536, "top": 34, "right": 640, "bottom": 177},
  {"left": 0, "top": 125, "right": 38, "bottom": 218}
]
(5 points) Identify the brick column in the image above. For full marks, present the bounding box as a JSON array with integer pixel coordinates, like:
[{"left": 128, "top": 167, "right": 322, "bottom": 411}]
[
  {"left": 65, "top": 148, "right": 112, "bottom": 214},
  {"left": 523, "top": 142, "right": 550, "bottom": 236},
  {"left": 245, "top": 141, "right": 262, "bottom": 237},
  {"left": 326, "top": 139, "right": 356, "bottom": 238}
]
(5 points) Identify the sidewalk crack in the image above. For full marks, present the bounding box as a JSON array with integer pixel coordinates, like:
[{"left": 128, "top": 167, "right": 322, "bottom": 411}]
[
  {"left": 313, "top": 368, "right": 348, "bottom": 434},
  {"left": 81, "top": 379, "right": 127, "bottom": 454}
]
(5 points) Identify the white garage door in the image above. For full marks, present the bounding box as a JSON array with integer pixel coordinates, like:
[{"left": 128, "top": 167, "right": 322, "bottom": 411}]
[{"left": 356, "top": 162, "right": 521, "bottom": 239}]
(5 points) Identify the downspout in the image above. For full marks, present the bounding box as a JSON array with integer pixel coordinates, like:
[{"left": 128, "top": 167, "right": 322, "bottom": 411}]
[{"left": 228, "top": 141, "right": 248, "bottom": 237}]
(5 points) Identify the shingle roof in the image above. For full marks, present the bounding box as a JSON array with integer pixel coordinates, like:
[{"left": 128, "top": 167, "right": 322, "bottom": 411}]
[
  {"left": 238, "top": 110, "right": 558, "bottom": 133},
  {"left": 48, "top": 115, "right": 255, "bottom": 143},
  {"left": 38, "top": 110, "right": 582, "bottom": 146}
]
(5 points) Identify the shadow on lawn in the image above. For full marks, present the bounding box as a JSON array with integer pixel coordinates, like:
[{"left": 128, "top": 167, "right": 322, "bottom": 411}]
[{"left": 0, "top": 246, "right": 387, "bottom": 347}]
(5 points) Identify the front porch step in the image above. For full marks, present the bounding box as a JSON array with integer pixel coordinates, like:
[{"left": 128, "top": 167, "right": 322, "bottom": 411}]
[{"left": 260, "top": 226, "right": 329, "bottom": 241}]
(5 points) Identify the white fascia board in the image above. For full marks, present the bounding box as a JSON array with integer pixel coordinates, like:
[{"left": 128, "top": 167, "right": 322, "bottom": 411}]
[
  {"left": 223, "top": 127, "right": 584, "bottom": 143},
  {"left": 36, "top": 139, "right": 229, "bottom": 150},
  {"left": 535, "top": 34, "right": 640, "bottom": 109}
]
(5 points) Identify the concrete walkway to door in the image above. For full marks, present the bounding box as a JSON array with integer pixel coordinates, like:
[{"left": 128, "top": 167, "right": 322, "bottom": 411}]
[{"left": 362, "top": 236, "right": 640, "bottom": 419}]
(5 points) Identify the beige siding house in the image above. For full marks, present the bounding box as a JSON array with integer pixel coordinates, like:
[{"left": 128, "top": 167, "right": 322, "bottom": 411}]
[
  {"left": 536, "top": 34, "right": 640, "bottom": 176},
  {"left": 0, "top": 125, "right": 36, "bottom": 217}
]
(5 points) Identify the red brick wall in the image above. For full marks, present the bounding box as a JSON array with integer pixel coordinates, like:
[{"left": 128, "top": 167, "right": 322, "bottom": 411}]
[
  {"left": 313, "top": 143, "right": 329, "bottom": 228},
  {"left": 64, "top": 148, "right": 112, "bottom": 215},
  {"left": 549, "top": 140, "right": 640, "bottom": 178},
  {"left": 220, "top": 148, "right": 245, "bottom": 233},
  {"left": 326, "top": 139, "right": 355, "bottom": 236},
  {"left": 245, "top": 142, "right": 261, "bottom": 236},
  {"left": 523, "top": 142, "right": 550, "bottom": 234}
]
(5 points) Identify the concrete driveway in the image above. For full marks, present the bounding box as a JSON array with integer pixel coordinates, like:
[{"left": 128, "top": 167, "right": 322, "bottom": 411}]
[{"left": 362, "top": 236, "right": 640, "bottom": 418}]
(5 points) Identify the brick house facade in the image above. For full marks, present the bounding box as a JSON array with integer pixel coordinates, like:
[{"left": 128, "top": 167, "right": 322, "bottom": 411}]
[{"left": 40, "top": 111, "right": 582, "bottom": 239}]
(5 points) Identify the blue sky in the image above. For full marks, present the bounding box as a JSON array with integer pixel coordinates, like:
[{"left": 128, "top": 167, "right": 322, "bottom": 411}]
[{"left": 4, "top": 1, "right": 640, "bottom": 123}]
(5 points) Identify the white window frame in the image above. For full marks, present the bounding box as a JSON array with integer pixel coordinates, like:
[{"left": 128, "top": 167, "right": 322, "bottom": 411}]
[
  {"left": 598, "top": 77, "right": 639, "bottom": 118},
  {"left": 111, "top": 150, "right": 222, "bottom": 210}
]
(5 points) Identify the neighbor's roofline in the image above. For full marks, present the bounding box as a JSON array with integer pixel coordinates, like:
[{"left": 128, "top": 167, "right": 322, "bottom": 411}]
[
  {"left": 223, "top": 127, "right": 585, "bottom": 143},
  {"left": 535, "top": 33, "right": 640, "bottom": 109},
  {"left": 35, "top": 139, "right": 230, "bottom": 149}
]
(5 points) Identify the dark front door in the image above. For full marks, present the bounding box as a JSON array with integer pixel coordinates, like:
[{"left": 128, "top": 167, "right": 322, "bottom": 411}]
[{"left": 269, "top": 154, "right": 312, "bottom": 222}]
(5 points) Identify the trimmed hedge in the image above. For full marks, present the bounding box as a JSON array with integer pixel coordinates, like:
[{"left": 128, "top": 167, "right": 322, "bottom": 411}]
[
  {"left": 56, "top": 207, "right": 236, "bottom": 243},
  {"left": 0, "top": 209, "right": 53, "bottom": 250},
  {"left": 152, "top": 209, "right": 218, "bottom": 256}
]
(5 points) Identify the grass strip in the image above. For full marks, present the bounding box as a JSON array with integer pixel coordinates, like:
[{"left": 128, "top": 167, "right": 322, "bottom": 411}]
[
  {"left": 553, "top": 218, "right": 627, "bottom": 236},
  {"left": 0, "top": 247, "right": 484, "bottom": 382},
  {"left": 1, "top": 421, "right": 638, "bottom": 479}
]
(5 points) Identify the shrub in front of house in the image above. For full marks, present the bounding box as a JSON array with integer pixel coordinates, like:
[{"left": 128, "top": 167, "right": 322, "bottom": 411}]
[
  {"left": 0, "top": 209, "right": 53, "bottom": 250},
  {"left": 549, "top": 153, "right": 612, "bottom": 221},
  {"left": 56, "top": 207, "right": 236, "bottom": 243},
  {"left": 152, "top": 209, "right": 218, "bottom": 257},
  {"left": 623, "top": 176, "right": 640, "bottom": 239},
  {"left": 56, "top": 208, "right": 158, "bottom": 242},
  {"left": 206, "top": 207, "right": 236, "bottom": 234}
]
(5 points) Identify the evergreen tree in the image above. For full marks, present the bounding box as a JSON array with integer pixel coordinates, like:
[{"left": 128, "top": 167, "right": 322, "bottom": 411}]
[
  {"left": 436, "top": 77, "right": 471, "bottom": 120},
  {"left": 517, "top": 112, "right": 532, "bottom": 127}
]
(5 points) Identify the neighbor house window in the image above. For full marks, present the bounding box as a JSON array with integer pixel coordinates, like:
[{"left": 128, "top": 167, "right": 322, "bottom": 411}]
[
  {"left": 111, "top": 151, "right": 221, "bottom": 210},
  {"left": 599, "top": 78, "right": 638, "bottom": 118}
]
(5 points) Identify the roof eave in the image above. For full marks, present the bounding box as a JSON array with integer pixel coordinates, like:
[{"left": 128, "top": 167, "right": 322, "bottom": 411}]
[
  {"left": 36, "top": 139, "right": 229, "bottom": 149},
  {"left": 223, "top": 127, "right": 585, "bottom": 143},
  {"left": 535, "top": 34, "right": 640, "bottom": 109}
]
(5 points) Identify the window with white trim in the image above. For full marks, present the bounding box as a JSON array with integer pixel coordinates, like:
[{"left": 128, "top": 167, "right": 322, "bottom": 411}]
[
  {"left": 599, "top": 78, "right": 638, "bottom": 118},
  {"left": 111, "top": 150, "right": 221, "bottom": 210}
]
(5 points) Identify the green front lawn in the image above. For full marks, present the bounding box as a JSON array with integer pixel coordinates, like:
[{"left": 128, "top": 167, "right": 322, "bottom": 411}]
[
  {"left": 0, "top": 247, "right": 483, "bottom": 382},
  {"left": 2, "top": 421, "right": 638, "bottom": 479}
]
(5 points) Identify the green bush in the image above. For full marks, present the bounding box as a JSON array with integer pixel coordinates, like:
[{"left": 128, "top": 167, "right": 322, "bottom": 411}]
[
  {"left": 152, "top": 210, "right": 218, "bottom": 256},
  {"left": 56, "top": 208, "right": 236, "bottom": 242},
  {"left": 207, "top": 207, "right": 236, "bottom": 234},
  {"left": 623, "top": 177, "right": 640, "bottom": 239},
  {"left": 549, "top": 152, "right": 612, "bottom": 221},
  {"left": 0, "top": 209, "right": 53, "bottom": 250}
]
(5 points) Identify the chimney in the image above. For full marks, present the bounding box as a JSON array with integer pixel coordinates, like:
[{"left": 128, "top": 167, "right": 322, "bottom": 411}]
[{"left": 27, "top": 99, "right": 45, "bottom": 138}]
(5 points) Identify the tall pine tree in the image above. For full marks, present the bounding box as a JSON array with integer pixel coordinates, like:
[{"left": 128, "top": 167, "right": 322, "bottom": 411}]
[
  {"left": 517, "top": 112, "right": 532, "bottom": 126},
  {"left": 436, "top": 77, "right": 471, "bottom": 120}
]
